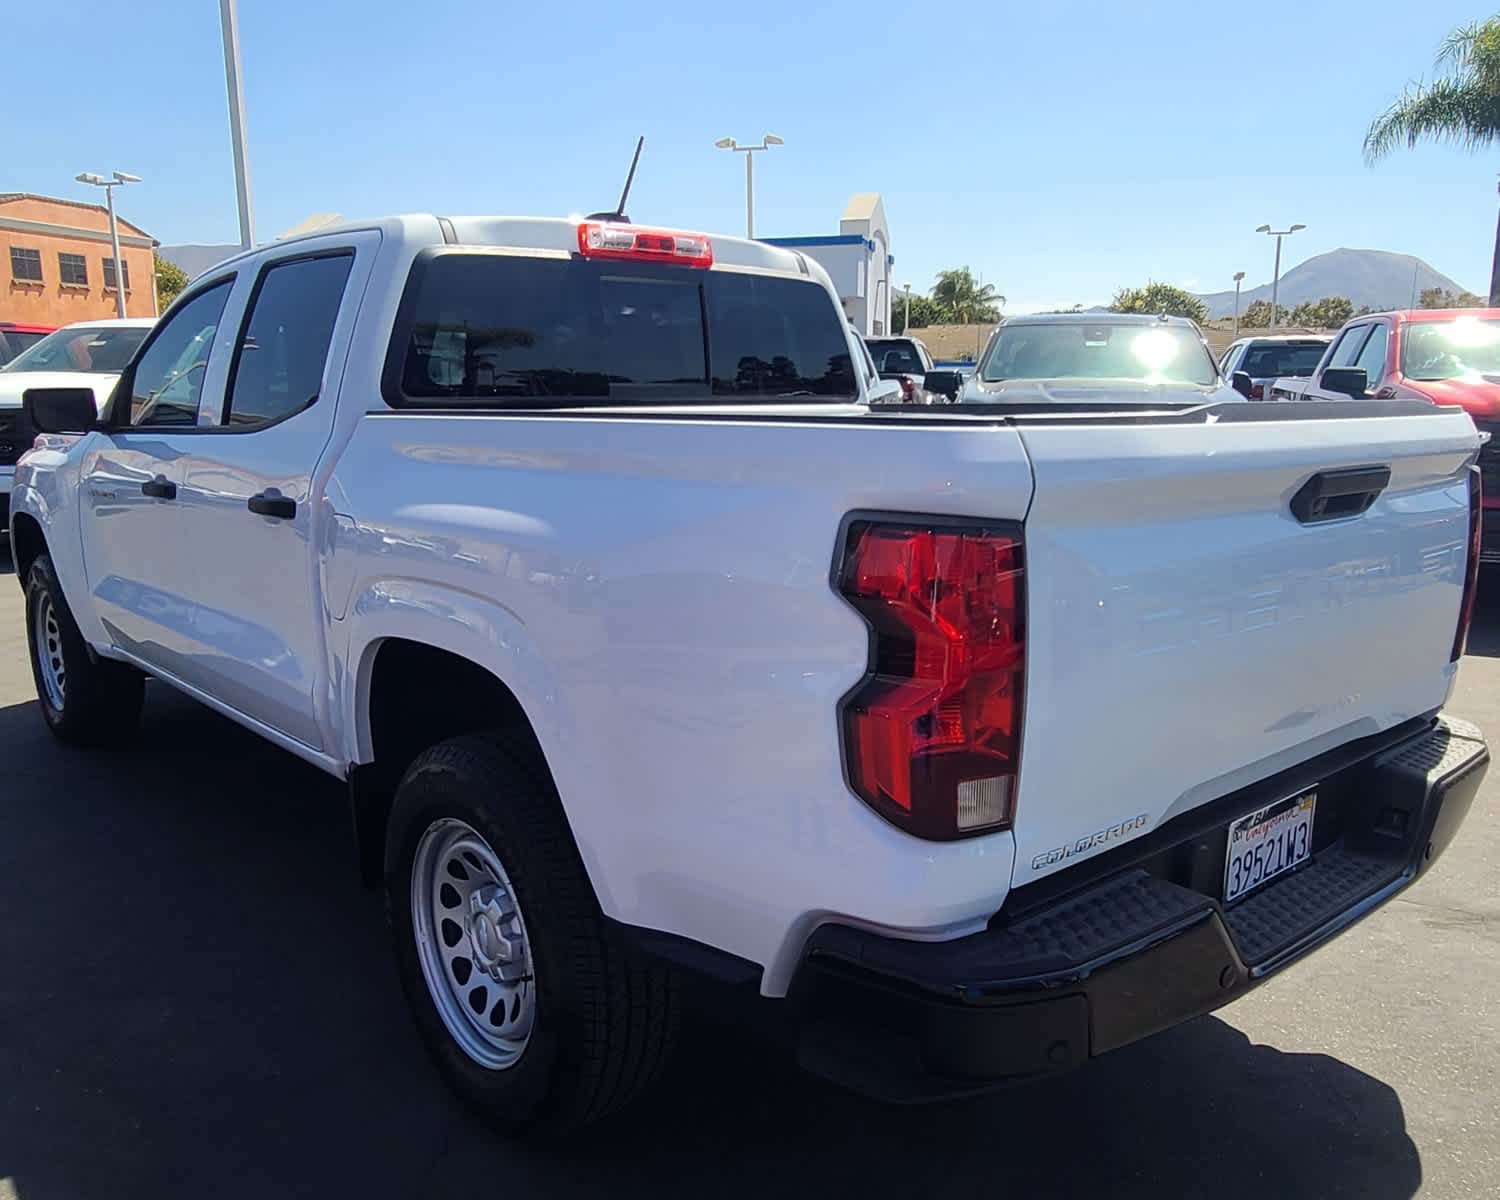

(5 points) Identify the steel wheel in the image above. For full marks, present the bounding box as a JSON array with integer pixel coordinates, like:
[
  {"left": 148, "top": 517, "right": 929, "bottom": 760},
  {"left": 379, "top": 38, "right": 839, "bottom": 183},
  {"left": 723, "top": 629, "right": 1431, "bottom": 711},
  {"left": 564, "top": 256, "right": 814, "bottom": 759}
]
[
  {"left": 33, "top": 592, "right": 66, "bottom": 711},
  {"left": 410, "top": 817, "right": 536, "bottom": 1070}
]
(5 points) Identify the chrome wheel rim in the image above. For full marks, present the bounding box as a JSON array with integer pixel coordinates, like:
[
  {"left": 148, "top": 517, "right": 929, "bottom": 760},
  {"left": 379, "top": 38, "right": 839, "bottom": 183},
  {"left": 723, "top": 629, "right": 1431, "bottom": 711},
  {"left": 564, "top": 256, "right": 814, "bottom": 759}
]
[
  {"left": 33, "top": 593, "right": 65, "bottom": 712},
  {"left": 411, "top": 818, "right": 535, "bottom": 1069}
]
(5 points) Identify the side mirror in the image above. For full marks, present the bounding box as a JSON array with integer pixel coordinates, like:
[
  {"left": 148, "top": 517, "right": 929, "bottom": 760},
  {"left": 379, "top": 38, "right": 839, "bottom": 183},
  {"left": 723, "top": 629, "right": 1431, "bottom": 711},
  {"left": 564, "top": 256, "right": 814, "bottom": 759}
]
[
  {"left": 1231, "top": 370, "right": 1255, "bottom": 399},
  {"left": 924, "top": 370, "right": 962, "bottom": 401},
  {"left": 866, "top": 378, "right": 903, "bottom": 404},
  {"left": 23, "top": 387, "right": 100, "bottom": 434},
  {"left": 1319, "top": 366, "right": 1368, "bottom": 399}
]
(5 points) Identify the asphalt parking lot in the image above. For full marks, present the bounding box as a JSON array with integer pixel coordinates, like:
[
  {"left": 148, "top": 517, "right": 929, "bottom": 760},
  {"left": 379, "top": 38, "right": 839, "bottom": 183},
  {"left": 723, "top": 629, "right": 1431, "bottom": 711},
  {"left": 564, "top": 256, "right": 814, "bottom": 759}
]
[{"left": 0, "top": 549, "right": 1496, "bottom": 1200}]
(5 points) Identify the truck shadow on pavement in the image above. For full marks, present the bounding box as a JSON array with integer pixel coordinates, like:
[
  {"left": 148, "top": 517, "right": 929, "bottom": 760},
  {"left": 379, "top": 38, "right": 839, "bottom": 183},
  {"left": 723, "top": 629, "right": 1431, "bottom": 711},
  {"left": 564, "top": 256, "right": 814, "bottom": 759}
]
[{"left": 0, "top": 686, "right": 1423, "bottom": 1200}]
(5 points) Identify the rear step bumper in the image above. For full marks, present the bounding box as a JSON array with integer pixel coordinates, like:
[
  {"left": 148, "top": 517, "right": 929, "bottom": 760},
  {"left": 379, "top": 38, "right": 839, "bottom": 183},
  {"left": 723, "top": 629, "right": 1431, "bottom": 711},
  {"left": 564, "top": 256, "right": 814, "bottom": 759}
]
[{"left": 793, "top": 714, "right": 1487, "bottom": 1102}]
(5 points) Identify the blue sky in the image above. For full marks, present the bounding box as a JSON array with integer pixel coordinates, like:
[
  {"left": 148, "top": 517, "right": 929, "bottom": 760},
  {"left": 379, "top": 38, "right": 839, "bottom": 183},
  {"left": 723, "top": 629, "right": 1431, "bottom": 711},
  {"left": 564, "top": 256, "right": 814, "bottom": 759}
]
[{"left": 12, "top": 0, "right": 1498, "bottom": 307}]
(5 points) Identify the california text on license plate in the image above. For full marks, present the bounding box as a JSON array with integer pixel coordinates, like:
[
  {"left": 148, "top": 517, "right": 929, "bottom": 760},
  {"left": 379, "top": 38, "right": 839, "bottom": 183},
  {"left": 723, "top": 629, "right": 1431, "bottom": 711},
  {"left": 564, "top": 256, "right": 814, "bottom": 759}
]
[{"left": 1224, "top": 789, "right": 1316, "bottom": 904}]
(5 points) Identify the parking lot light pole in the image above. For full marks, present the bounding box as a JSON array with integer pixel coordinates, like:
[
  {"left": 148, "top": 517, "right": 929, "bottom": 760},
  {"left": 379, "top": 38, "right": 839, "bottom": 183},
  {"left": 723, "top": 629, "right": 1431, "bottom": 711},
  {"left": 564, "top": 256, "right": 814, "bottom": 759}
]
[
  {"left": 220, "top": 0, "right": 256, "bottom": 250},
  {"left": 1256, "top": 223, "right": 1304, "bottom": 329},
  {"left": 75, "top": 171, "right": 140, "bottom": 318},
  {"left": 903, "top": 282, "right": 912, "bottom": 332},
  {"left": 715, "top": 135, "right": 783, "bottom": 239},
  {"left": 1232, "top": 271, "right": 1245, "bottom": 338}
]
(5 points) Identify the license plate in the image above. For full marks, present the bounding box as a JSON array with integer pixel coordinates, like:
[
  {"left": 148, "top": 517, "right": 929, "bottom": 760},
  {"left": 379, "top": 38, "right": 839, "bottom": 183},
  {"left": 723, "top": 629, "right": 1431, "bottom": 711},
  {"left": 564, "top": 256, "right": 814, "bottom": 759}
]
[{"left": 1223, "top": 789, "right": 1317, "bottom": 904}]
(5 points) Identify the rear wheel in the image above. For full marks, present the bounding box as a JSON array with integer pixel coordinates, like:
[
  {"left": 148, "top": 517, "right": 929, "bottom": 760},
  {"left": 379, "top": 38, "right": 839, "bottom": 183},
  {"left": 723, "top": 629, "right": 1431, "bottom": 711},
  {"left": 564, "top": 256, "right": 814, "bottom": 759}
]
[
  {"left": 24, "top": 554, "right": 144, "bottom": 746},
  {"left": 385, "top": 733, "right": 678, "bottom": 1136}
]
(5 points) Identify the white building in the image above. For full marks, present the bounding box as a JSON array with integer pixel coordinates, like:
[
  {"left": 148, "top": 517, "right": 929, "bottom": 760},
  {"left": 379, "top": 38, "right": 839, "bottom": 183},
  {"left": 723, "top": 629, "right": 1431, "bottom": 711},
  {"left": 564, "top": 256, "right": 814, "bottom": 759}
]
[{"left": 764, "top": 193, "right": 892, "bottom": 336}]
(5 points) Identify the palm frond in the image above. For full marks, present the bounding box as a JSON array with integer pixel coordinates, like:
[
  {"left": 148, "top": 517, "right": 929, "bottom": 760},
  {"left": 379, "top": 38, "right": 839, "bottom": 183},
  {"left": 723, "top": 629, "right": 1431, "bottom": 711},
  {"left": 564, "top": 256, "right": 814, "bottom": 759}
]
[
  {"left": 1364, "top": 78, "right": 1500, "bottom": 162},
  {"left": 1435, "top": 16, "right": 1500, "bottom": 91},
  {"left": 1436, "top": 19, "right": 1484, "bottom": 71}
]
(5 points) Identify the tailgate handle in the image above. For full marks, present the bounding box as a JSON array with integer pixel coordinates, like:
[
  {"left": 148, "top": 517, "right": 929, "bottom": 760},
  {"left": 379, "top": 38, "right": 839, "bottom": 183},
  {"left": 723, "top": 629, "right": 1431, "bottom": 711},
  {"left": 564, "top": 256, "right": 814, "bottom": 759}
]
[{"left": 1290, "top": 466, "right": 1391, "bottom": 524}]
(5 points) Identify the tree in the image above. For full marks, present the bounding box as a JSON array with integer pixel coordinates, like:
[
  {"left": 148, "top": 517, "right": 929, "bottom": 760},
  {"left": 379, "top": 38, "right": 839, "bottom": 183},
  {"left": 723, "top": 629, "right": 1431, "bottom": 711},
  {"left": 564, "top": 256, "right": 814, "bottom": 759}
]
[
  {"left": 154, "top": 253, "right": 188, "bottom": 311},
  {"left": 931, "top": 267, "right": 1003, "bottom": 324},
  {"left": 1109, "top": 281, "right": 1208, "bottom": 323},
  {"left": 1419, "top": 285, "right": 1486, "bottom": 308},
  {"left": 1241, "top": 299, "right": 1274, "bottom": 327},
  {"left": 1365, "top": 17, "right": 1500, "bottom": 304},
  {"left": 1290, "top": 295, "right": 1355, "bottom": 327},
  {"left": 890, "top": 293, "right": 945, "bottom": 333}
]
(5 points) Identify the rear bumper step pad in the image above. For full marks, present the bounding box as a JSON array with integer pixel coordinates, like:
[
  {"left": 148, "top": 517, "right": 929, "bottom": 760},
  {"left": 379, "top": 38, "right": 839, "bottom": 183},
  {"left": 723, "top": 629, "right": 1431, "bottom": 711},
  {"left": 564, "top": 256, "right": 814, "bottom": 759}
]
[{"left": 793, "top": 714, "right": 1487, "bottom": 1102}]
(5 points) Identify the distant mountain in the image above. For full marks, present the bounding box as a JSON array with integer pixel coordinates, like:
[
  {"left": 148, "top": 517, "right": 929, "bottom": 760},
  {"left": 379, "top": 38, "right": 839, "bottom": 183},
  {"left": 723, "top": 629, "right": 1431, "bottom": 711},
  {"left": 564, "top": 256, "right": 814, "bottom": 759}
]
[
  {"left": 1196, "top": 248, "right": 1476, "bottom": 318},
  {"left": 157, "top": 243, "right": 241, "bottom": 281}
]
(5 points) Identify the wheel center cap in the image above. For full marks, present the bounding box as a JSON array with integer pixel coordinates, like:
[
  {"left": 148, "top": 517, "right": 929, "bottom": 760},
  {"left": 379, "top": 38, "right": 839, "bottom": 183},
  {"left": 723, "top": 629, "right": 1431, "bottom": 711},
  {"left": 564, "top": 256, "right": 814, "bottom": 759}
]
[{"left": 466, "top": 884, "right": 516, "bottom": 978}]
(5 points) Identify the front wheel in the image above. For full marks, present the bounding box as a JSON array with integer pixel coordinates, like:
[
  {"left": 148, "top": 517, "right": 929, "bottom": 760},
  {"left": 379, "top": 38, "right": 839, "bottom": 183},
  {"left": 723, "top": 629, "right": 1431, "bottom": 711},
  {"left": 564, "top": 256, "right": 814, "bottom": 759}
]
[
  {"left": 24, "top": 554, "right": 144, "bottom": 746},
  {"left": 385, "top": 733, "right": 678, "bottom": 1137}
]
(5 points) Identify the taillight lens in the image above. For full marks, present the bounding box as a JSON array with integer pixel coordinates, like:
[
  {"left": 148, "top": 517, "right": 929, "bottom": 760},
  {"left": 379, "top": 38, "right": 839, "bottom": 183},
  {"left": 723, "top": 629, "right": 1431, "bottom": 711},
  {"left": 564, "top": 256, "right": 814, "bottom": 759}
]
[
  {"left": 576, "top": 221, "right": 713, "bottom": 267},
  {"left": 898, "top": 375, "right": 916, "bottom": 400},
  {"left": 1453, "top": 465, "right": 1482, "bottom": 661},
  {"left": 836, "top": 519, "right": 1025, "bottom": 839},
  {"left": 1250, "top": 383, "right": 1265, "bottom": 400}
]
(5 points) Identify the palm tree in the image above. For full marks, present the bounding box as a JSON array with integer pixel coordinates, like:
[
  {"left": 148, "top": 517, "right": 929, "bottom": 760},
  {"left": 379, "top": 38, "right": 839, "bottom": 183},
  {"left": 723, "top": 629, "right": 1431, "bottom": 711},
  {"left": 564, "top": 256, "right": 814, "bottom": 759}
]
[
  {"left": 1365, "top": 17, "right": 1500, "bottom": 303},
  {"left": 932, "top": 267, "right": 1005, "bottom": 324}
]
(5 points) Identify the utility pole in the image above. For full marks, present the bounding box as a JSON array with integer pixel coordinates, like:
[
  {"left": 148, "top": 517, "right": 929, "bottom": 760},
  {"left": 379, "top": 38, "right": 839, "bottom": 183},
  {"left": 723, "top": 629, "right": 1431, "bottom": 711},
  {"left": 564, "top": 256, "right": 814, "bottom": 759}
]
[
  {"left": 903, "top": 282, "right": 912, "bottom": 333},
  {"left": 1232, "top": 271, "right": 1245, "bottom": 338},
  {"left": 220, "top": 0, "right": 256, "bottom": 250}
]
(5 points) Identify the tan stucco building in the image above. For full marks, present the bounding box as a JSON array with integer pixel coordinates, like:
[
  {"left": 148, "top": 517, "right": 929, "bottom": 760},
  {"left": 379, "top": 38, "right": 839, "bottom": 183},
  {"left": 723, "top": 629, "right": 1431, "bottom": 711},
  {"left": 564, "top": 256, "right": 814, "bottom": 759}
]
[{"left": 1, "top": 193, "right": 159, "bottom": 326}]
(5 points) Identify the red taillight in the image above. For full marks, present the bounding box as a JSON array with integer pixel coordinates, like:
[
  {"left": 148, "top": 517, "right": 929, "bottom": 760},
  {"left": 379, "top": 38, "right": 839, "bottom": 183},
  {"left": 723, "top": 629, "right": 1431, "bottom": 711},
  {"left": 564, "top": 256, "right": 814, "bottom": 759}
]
[
  {"left": 576, "top": 221, "right": 713, "bottom": 268},
  {"left": 1250, "top": 383, "right": 1265, "bottom": 400},
  {"left": 1453, "top": 465, "right": 1482, "bottom": 661},
  {"left": 836, "top": 519, "right": 1025, "bottom": 840},
  {"left": 898, "top": 375, "right": 916, "bottom": 400}
]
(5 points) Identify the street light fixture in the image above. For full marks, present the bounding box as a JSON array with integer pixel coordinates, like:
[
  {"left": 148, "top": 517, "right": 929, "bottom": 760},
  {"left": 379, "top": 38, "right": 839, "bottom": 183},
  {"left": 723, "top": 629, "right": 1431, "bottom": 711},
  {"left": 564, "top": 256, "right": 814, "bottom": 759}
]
[
  {"left": 715, "top": 134, "right": 784, "bottom": 239},
  {"left": 75, "top": 170, "right": 141, "bottom": 318},
  {"left": 1232, "top": 271, "right": 1246, "bottom": 338},
  {"left": 1255, "top": 223, "right": 1305, "bottom": 329}
]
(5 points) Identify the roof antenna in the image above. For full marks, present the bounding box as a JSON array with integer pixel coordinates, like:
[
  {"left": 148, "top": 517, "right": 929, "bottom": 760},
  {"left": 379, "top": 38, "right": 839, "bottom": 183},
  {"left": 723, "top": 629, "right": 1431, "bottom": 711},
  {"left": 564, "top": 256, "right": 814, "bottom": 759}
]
[{"left": 587, "top": 135, "right": 644, "bottom": 223}]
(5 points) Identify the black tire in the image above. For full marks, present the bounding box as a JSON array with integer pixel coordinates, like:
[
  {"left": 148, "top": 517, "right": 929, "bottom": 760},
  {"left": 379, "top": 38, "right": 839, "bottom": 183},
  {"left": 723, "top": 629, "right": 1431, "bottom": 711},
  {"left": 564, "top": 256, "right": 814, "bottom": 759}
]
[
  {"left": 24, "top": 553, "right": 144, "bottom": 746},
  {"left": 385, "top": 732, "right": 678, "bottom": 1137}
]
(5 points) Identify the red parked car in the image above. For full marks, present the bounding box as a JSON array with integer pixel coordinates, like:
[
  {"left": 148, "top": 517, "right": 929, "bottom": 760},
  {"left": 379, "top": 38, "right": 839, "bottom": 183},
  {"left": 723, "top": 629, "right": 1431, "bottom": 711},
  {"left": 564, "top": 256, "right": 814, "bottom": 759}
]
[
  {"left": 1268, "top": 308, "right": 1500, "bottom": 559},
  {"left": 0, "top": 322, "right": 56, "bottom": 367}
]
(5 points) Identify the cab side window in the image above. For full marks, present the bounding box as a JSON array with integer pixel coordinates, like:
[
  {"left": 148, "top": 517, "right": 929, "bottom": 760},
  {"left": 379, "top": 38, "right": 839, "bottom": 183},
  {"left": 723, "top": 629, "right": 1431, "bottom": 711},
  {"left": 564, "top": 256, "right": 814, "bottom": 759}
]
[
  {"left": 224, "top": 253, "right": 354, "bottom": 428},
  {"left": 1353, "top": 323, "right": 1389, "bottom": 386},
  {"left": 127, "top": 281, "right": 233, "bottom": 427},
  {"left": 1328, "top": 325, "right": 1370, "bottom": 369}
]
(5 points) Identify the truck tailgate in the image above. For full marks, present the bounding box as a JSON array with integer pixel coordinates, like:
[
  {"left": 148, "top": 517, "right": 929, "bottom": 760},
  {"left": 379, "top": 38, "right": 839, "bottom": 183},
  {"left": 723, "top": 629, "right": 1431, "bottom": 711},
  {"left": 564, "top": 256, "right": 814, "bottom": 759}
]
[{"left": 1010, "top": 405, "right": 1479, "bottom": 887}]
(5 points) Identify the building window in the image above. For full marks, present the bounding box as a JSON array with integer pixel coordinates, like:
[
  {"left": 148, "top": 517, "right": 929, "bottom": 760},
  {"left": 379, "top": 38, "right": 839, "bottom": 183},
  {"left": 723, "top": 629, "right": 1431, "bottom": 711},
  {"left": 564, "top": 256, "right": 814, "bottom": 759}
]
[
  {"left": 103, "top": 256, "right": 131, "bottom": 291},
  {"left": 10, "top": 246, "right": 42, "bottom": 282},
  {"left": 59, "top": 252, "right": 88, "bottom": 287}
]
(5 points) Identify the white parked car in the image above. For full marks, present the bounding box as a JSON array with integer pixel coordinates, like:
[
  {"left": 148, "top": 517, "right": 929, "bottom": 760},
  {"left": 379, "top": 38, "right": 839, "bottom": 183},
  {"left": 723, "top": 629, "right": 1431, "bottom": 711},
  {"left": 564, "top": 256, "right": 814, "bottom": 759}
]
[
  {"left": 0, "top": 318, "right": 154, "bottom": 529},
  {"left": 7, "top": 216, "right": 1488, "bottom": 1138}
]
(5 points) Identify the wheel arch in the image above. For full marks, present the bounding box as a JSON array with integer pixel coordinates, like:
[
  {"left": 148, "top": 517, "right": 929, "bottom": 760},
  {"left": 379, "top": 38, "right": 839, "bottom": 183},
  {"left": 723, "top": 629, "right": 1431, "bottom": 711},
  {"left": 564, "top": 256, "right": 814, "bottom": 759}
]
[
  {"left": 9, "top": 511, "right": 46, "bottom": 585},
  {"left": 341, "top": 585, "right": 590, "bottom": 890}
]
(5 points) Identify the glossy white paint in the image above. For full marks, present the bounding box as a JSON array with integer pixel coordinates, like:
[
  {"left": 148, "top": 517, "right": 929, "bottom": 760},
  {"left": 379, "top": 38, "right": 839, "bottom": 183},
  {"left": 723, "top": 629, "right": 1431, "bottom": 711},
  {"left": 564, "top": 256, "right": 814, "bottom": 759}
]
[
  {"left": 1010, "top": 411, "right": 1477, "bottom": 887},
  {"left": 8, "top": 215, "right": 1486, "bottom": 998}
]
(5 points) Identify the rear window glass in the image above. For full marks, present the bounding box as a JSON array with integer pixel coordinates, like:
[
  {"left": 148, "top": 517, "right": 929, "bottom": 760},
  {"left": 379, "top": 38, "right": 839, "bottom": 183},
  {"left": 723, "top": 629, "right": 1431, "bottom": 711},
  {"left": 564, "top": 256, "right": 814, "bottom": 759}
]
[
  {"left": 865, "top": 339, "right": 925, "bottom": 374},
  {"left": 390, "top": 252, "right": 856, "bottom": 406},
  {"left": 1240, "top": 343, "right": 1328, "bottom": 378}
]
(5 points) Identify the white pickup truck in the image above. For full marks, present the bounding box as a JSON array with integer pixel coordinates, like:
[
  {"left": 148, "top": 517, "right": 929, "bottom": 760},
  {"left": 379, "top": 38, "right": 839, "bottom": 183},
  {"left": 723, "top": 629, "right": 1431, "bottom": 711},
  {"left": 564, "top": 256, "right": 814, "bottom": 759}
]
[{"left": 8, "top": 215, "right": 1490, "bottom": 1138}]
